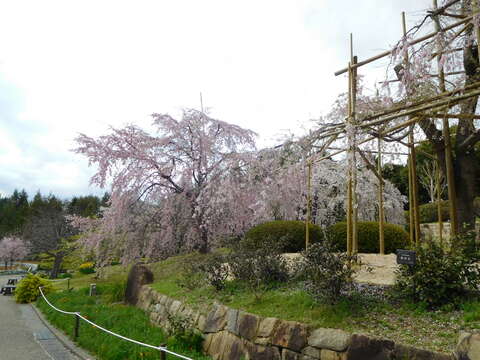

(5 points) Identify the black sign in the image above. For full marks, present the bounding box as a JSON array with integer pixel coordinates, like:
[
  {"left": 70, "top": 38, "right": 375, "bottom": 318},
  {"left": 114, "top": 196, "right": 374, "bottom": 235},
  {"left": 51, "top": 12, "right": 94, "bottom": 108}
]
[{"left": 396, "top": 249, "right": 416, "bottom": 266}]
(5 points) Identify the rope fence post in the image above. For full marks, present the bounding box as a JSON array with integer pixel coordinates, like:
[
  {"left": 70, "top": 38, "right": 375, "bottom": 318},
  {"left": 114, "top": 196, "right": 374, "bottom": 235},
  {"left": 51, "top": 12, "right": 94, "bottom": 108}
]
[
  {"left": 74, "top": 313, "right": 80, "bottom": 340},
  {"left": 160, "top": 344, "right": 167, "bottom": 360}
]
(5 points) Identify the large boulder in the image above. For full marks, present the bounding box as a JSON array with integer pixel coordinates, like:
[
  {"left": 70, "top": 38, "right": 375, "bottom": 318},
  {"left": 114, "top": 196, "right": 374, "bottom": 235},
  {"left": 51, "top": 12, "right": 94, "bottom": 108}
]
[
  {"left": 125, "top": 263, "right": 154, "bottom": 305},
  {"left": 456, "top": 332, "right": 480, "bottom": 360}
]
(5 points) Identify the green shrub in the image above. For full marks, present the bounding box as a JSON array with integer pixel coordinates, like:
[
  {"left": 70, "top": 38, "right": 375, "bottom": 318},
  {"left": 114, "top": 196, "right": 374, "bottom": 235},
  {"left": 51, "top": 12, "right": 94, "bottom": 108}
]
[
  {"left": 58, "top": 272, "right": 72, "bottom": 279},
  {"left": 165, "top": 310, "right": 203, "bottom": 353},
  {"left": 78, "top": 262, "right": 95, "bottom": 274},
  {"left": 405, "top": 197, "right": 480, "bottom": 224},
  {"left": 228, "top": 238, "right": 290, "bottom": 299},
  {"left": 179, "top": 253, "right": 230, "bottom": 291},
  {"left": 244, "top": 220, "right": 323, "bottom": 252},
  {"left": 327, "top": 221, "right": 409, "bottom": 254},
  {"left": 15, "top": 274, "right": 54, "bottom": 303},
  {"left": 298, "top": 240, "right": 357, "bottom": 304},
  {"left": 393, "top": 234, "right": 480, "bottom": 308}
]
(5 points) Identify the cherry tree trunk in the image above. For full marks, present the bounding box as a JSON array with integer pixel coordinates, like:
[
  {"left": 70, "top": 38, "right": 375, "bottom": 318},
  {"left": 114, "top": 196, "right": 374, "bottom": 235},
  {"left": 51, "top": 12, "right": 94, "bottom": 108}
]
[
  {"left": 50, "top": 254, "right": 64, "bottom": 279},
  {"left": 455, "top": 149, "right": 478, "bottom": 232}
]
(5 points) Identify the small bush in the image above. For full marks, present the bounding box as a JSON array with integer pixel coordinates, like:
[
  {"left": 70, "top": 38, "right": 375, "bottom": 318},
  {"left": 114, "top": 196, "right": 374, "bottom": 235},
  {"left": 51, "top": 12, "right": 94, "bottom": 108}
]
[
  {"left": 15, "top": 274, "right": 54, "bottom": 303},
  {"left": 58, "top": 272, "right": 72, "bottom": 279},
  {"left": 194, "top": 253, "right": 229, "bottom": 291},
  {"left": 100, "top": 281, "right": 127, "bottom": 303},
  {"left": 404, "top": 197, "right": 480, "bottom": 223},
  {"left": 393, "top": 235, "right": 480, "bottom": 308},
  {"left": 298, "top": 240, "right": 357, "bottom": 304},
  {"left": 78, "top": 262, "right": 95, "bottom": 274},
  {"left": 228, "top": 238, "right": 290, "bottom": 300},
  {"left": 327, "top": 221, "right": 409, "bottom": 254},
  {"left": 165, "top": 310, "right": 203, "bottom": 352},
  {"left": 244, "top": 220, "right": 323, "bottom": 252}
]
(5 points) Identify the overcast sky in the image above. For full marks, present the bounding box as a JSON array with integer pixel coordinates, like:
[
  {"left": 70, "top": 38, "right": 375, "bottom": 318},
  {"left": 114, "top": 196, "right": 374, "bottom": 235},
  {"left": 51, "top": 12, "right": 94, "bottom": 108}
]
[{"left": 0, "top": 0, "right": 433, "bottom": 199}]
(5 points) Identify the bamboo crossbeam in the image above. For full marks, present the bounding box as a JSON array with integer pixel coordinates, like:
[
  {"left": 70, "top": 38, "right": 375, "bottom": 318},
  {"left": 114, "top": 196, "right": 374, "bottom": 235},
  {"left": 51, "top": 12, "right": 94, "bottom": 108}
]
[
  {"left": 359, "top": 87, "right": 480, "bottom": 130},
  {"left": 327, "top": 147, "right": 409, "bottom": 156},
  {"left": 334, "top": 15, "right": 472, "bottom": 76},
  {"left": 379, "top": 70, "right": 464, "bottom": 84},
  {"left": 356, "top": 146, "right": 385, "bottom": 185},
  {"left": 426, "top": 112, "right": 480, "bottom": 119},
  {"left": 361, "top": 81, "right": 480, "bottom": 125},
  {"left": 315, "top": 81, "right": 480, "bottom": 144}
]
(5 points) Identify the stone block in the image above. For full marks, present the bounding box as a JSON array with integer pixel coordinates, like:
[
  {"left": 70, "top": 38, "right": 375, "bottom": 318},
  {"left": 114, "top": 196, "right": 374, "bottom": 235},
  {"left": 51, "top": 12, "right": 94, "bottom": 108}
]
[
  {"left": 169, "top": 300, "right": 183, "bottom": 315},
  {"left": 394, "top": 343, "right": 452, "bottom": 360},
  {"left": 258, "top": 317, "right": 279, "bottom": 338},
  {"left": 227, "top": 308, "right": 239, "bottom": 334},
  {"left": 220, "top": 332, "right": 246, "bottom": 360},
  {"left": 302, "top": 346, "right": 321, "bottom": 359},
  {"left": 308, "top": 328, "right": 350, "bottom": 352},
  {"left": 207, "top": 331, "right": 228, "bottom": 359},
  {"left": 321, "top": 349, "right": 346, "bottom": 360},
  {"left": 271, "top": 320, "right": 309, "bottom": 352},
  {"left": 456, "top": 332, "right": 480, "bottom": 360},
  {"left": 238, "top": 312, "right": 260, "bottom": 341},
  {"left": 197, "top": 314, "right": 207, "bottom": 332},
  {"left": 282, "top": 348, "right": 301, "bottom": 360},
  {"left": 204, "top": 305, "right": 228, "bottom": 333},
  {"left": 244, "top": 342, "right": 281, "bottom": 360},
  {"left": 345, "top": 334, "right": 394, "bottom": 360}
]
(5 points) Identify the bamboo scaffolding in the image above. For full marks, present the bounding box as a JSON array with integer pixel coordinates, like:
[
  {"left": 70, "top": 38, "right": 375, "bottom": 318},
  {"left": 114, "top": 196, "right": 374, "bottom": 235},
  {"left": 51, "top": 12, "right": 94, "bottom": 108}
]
[
  {"left": 306, "top": 2, "right": 480, "bottom": 255},
  {"left": 334, "top": 14, "right": 472, "bottom": 76}
]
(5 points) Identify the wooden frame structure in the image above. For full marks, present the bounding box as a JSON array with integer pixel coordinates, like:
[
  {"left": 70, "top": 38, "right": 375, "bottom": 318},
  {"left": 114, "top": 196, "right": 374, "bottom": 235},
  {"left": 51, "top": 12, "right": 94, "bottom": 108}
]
[{"left": 304, "top": 0, "right": 480, "bottom": 254}]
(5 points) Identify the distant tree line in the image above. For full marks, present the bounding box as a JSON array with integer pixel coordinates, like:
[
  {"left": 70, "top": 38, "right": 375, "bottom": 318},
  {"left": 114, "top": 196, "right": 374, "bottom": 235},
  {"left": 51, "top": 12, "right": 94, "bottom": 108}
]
[{"left": 0, "top": 190, "right": 109, "bottom": 277}]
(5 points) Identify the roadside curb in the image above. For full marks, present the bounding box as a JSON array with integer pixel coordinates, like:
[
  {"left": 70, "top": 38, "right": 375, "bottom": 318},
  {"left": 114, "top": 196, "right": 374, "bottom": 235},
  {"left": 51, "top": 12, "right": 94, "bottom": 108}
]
[{"left": 30, "top": 303, "right": 96, "bottom": 360}]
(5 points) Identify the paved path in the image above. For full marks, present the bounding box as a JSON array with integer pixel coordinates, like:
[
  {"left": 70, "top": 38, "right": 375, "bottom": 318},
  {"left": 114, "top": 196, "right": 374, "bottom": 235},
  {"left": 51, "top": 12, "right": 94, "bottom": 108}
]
[{"left": 0, "top": 276, "right": 81, "bottom": 360}]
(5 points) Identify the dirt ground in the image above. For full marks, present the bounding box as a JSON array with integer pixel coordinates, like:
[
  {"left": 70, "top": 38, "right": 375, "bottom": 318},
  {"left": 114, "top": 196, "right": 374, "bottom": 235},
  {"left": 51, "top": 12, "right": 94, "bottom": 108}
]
[{"left": 283, "top": 253, "right": 398, "bottom": 286}]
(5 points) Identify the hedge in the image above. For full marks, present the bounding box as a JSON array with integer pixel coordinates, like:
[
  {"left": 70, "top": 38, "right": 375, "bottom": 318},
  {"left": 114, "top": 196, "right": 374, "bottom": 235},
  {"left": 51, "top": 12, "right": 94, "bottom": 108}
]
[
  {"left": 327, "top": 221, "right": 409, "bottom": 254},
  {"left": 404, "top": 197, "right": 480, "bottom": 224},
  {"left": 244, "top": 220, "right": 323, "bottom": 252}
]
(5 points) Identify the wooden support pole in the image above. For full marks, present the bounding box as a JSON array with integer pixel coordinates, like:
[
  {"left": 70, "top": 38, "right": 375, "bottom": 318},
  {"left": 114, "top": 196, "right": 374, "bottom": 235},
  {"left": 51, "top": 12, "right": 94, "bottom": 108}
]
[
  {"left": 346, "top": 61, "right": 353, "bottom": 256},
  {"left": 408, "top": 153, "right": 415, "bottom": 245},
  {"left": 475, "top": 0, "right": 480, "bottom": 62},
  {"left": 410, "top": 129, "right": 422, "bottom": 245},
  {"left": 306, "top": 160, "right": 312, "bottom": 250},
  {"left": 351, "top": 53, "right": 359, "bottom": 254},
  {"left": 434, "top": 0, "right": 445, "bottom": 246},
  {"left": 436, "top": 158, "right": 444, "bottom": 246},
  {"left": 378, "top": 137, "right": 385, "bottom": 254},
  {"left": 443, "top": 115, "right": 458, "bottom": 236}
]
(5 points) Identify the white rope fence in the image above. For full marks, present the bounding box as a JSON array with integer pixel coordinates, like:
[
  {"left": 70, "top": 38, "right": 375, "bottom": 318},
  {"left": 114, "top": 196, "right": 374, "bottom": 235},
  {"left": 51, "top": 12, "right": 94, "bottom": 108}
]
[{"left": 38, "top": 286, "right": 193, "bottom": 360}]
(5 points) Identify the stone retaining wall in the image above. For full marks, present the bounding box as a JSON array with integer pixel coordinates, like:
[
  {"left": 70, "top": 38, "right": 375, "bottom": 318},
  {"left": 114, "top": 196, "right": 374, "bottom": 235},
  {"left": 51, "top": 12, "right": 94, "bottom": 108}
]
[{"left": 137, "top": 286, "right": 456, "bottom": 360}]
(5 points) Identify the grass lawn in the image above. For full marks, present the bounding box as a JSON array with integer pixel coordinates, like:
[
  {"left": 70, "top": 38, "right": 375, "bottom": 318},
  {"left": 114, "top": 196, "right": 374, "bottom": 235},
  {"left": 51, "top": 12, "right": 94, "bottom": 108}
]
[
  {"left": 146, "top": 252, "right": 480, "bottom": 354},
  {"left": 43, "top": 252, "right": 480, "bottom": 354},
  {"left": 37, "top": 282, "right": 211, "bottom": 360}
]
